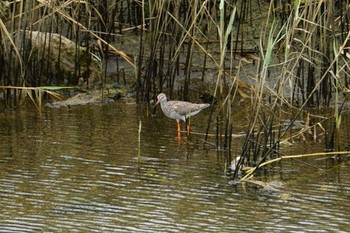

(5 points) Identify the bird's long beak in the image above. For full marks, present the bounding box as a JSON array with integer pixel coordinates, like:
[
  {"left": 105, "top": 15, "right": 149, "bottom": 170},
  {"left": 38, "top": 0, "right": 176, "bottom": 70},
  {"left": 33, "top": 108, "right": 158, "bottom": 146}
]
[{"left": 153, "top": 99, "right": 160, "bottom": 108}]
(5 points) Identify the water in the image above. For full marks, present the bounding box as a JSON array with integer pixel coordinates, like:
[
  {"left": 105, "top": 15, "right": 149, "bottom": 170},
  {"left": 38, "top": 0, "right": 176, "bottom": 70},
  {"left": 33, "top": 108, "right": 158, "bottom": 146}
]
[{"left": 0, "top": 100, "right": 350, "bottom": 232}]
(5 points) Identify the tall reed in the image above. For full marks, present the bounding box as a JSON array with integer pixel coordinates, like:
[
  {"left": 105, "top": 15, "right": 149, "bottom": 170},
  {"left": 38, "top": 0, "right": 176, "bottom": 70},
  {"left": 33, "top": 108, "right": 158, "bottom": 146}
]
[{"left": 232, "top": 0, "right": 350, "bottom": 179}]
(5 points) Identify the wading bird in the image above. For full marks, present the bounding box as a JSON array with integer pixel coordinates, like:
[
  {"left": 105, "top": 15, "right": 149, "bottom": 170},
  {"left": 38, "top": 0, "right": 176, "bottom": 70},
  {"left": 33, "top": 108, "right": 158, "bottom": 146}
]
[{"left": 154, "top": 93, "right": 210, "bottom": 138}]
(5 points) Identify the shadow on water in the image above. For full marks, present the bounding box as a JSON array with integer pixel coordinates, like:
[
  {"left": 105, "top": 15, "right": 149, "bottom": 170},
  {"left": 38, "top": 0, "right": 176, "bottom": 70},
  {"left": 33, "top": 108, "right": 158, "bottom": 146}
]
[{"left": 0, "top": 100, "right": 350, "bottom": 232}]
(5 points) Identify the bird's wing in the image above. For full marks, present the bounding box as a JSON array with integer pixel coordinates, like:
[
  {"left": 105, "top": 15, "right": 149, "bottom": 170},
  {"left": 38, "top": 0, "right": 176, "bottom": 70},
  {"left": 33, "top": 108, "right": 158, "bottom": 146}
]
[
  {"left": 172, "top": 101, "right": 209, "bottom": 115},
  {"left": 171, "top": 101, "right": 190, "bottom": 115}
]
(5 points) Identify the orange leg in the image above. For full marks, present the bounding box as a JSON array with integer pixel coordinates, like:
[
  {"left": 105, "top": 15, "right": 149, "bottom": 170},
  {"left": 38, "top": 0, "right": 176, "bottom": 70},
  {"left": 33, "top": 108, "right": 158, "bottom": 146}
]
[
  {"left": 186, "top": 122, "right": 190, "bottom": 136},
  {"left": 176, "top": 120, "right": 181, "bottom": 138}
]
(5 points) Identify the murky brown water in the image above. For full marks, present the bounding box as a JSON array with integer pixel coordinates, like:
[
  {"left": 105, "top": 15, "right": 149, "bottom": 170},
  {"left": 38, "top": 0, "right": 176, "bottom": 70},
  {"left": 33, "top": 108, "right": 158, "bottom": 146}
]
[{"left": 1, "top": 99, "right": 350, "bottom": 232}]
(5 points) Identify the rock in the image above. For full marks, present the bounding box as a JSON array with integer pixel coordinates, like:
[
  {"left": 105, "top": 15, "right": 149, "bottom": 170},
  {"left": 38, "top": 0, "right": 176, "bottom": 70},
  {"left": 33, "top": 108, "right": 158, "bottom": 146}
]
[{"left": 25, "top": 30, "right": 102, "bottom": 87}]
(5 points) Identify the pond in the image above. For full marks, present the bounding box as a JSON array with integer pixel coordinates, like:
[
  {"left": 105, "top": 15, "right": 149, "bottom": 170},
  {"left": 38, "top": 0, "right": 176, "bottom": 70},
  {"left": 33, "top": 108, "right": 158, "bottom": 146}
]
[{"left": 0, "top": 99, "right": 350, "bottom": 232}]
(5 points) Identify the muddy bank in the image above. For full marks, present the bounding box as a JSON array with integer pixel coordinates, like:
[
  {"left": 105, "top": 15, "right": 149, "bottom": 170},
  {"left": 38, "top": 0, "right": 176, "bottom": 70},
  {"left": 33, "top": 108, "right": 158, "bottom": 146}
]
[{"left": 46, "top": 84, "right": 130, "bottom": 108}]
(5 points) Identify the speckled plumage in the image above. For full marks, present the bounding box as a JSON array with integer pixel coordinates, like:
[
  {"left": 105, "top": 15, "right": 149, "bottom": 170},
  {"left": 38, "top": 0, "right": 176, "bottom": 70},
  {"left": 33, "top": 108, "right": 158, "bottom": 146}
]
[{"left": 155, "top": 93, "right": 210, "bottom": 136}]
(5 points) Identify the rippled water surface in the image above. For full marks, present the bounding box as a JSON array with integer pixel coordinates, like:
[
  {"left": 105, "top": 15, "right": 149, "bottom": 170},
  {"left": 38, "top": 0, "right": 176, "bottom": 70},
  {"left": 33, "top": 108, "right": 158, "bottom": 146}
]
[{"left": 0, "top": 100, "right": 350, "bottom": 232}]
